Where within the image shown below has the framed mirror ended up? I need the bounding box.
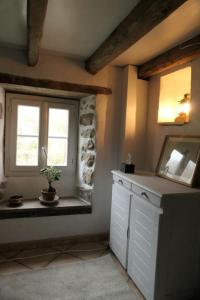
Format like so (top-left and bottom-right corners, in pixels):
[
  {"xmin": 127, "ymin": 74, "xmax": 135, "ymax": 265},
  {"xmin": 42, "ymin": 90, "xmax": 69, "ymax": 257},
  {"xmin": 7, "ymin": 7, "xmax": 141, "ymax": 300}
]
[{"xmin": 157, "ymin": 136, "xmax": 200, "ymax": 187}]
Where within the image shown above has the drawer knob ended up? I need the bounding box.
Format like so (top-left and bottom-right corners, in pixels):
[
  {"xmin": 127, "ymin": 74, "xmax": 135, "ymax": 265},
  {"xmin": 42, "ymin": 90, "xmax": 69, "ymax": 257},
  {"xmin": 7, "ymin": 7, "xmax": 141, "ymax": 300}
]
[
  {"xmin": 118, "ymin": 179, "xmax": 123, "ymax": 185},
  {"xmin": 141, "ymin": 191, "xmax": 149, "ymax": 200}
]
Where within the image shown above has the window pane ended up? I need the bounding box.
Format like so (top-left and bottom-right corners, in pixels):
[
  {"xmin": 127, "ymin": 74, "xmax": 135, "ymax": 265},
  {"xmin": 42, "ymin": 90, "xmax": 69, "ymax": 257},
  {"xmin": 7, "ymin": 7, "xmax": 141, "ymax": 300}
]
[
  {"xmin": 47, "ymin": 138, "xmax": 68, "ymax": 166},
  {"xmin": 48, "ymin": 108, "xmax": 69, "ymax": 137},
  {"xmin": 17, "ymin": 105, "xmax": 40, "ymax": 136},
  {"xmin": 16, "ymin": 137, "xmax": 39, "ymax": 166},
  {"xmin": 47, "ymin": 108, "xmax": 69, "ymax": 166}
]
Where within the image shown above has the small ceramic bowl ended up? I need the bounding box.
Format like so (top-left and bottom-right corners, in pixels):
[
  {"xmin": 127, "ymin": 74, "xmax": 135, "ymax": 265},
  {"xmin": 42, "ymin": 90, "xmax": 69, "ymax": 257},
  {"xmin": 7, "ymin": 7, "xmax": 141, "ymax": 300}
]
[{"xmin": 8, "ymin": 195, "xmax": 23, "ymax": 207}]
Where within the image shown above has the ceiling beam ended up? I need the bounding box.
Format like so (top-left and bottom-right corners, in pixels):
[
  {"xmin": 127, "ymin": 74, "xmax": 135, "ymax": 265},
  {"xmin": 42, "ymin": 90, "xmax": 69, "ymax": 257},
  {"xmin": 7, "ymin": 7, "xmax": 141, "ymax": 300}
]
[
  {"xmin": 138, "ymin": 34, "xmax": 200, "ymax": 79},
  {"xmin": 0, "ymin": 73, "xmax": 112, "ymax": 95},
  {"xmin": 27, "ymin": 0, "xmax": 48, "ymax": 66},
  {"xmin": 85, "ymin": 0, "xmax": 187, "ymax": 74}
]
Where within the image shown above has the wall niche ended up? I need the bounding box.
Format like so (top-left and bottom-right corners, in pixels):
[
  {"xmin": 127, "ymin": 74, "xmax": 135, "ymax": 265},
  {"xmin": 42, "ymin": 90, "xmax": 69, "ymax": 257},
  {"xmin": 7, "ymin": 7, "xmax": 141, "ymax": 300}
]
[{"xmin": 158, "ymin": 66, "xmax": 191, "ymax": 125}]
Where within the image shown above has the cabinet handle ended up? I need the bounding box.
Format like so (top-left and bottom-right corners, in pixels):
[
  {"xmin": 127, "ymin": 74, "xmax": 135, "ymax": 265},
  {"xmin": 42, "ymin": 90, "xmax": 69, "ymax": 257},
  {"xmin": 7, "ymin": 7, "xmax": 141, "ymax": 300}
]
[
  {"xmin": 141, "ymin": 191, "xmax": 149, "ymax": 200},
  {"xmin": 118, "ymin": 179, "xmax": 123, "ymax": 185}
]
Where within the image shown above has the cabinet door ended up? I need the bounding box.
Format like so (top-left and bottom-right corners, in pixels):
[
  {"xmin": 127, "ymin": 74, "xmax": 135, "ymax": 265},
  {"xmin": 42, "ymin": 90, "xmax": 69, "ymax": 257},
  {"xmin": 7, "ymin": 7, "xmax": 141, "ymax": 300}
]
[
  {"xmin": 110, "ymin": 182, "xmax": 132, "ymax": 268},
  {"xmin": 128, "ymin": 193, "xmax": 161, "ymax": 300}
]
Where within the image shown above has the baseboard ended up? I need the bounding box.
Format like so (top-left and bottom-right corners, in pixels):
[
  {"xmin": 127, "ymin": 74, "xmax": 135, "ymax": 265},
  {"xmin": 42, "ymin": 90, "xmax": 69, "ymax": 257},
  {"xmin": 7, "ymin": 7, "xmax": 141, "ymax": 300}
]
[{"xmin": 0, "ymin": 232, "xmax": 109, "ymax": 251}]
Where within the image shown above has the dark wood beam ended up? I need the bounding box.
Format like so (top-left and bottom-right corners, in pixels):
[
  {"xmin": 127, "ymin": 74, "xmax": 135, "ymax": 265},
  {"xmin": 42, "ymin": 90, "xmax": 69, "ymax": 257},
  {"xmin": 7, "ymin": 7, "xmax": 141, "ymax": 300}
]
[
  {"xmin": 27, "ymin": 0, "xmax": 48, "ymax": 66},
  {"xmin": 0, "ymin": 73, "xmax": 112, "ymax": 95},
  {"xmin": 85, "ymin": 0, "xmax": 187, "ymax": 74},
  {"xmin": 138, "ymin": 34, "xmax": 200, "ymax": 79}
]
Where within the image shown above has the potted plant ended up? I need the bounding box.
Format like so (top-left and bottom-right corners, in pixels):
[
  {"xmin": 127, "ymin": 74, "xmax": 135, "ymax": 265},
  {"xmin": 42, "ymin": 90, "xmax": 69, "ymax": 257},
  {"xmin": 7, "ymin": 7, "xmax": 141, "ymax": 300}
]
[{"xmin": 40, "ymin": 166, "xmax": 62, "ymax": 201}]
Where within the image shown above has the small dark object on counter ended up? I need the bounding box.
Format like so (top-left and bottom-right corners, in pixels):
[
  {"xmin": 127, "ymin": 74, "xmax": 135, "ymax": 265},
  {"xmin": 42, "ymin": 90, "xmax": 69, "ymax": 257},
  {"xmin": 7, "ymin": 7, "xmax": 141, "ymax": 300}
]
[
  {"xmin": 39, "ymin": 195, "xmax": 59, "ymax": 207},
  {"xmin": 8, "ymin": 195, "xmax": 23, "ymax": 207},
  {"xmin": 120, "ymin": 163, "xmax": 135, "ymax": 174}
]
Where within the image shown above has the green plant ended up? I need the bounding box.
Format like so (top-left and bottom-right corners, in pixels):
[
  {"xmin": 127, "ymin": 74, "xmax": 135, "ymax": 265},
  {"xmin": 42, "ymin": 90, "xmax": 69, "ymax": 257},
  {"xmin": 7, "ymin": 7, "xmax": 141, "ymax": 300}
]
[{"xmin": 40, "ymin": 166, "xmax": 62, "ymax": 192}]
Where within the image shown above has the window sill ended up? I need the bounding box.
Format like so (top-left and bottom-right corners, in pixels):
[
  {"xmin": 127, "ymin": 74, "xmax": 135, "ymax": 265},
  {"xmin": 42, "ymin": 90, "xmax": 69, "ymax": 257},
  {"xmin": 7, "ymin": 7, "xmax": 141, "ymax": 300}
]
[{"xmin": 0, "ymin": 197, "xmax": 92, "ymax": 219}]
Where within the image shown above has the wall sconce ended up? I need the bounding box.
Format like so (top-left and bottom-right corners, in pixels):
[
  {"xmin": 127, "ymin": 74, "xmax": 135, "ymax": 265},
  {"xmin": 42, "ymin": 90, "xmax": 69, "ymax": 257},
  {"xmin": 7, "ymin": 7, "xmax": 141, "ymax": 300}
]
[{"xmin": 174, "ymin": 93, "xmax": 190, "ymax": 124}]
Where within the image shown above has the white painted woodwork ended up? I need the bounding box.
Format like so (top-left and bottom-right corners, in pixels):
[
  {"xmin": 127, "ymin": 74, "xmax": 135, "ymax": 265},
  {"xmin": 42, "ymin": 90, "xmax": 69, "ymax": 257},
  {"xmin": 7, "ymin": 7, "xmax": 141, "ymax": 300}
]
[
  {"xmin": 110, "ymin": 182, "xmax": 131, "ymax": 268},
  {"xmin": 110, "ymin": 170, "xmax": 200, "ymax": 300},
  {"xmin": 113, "ymin": 173, "xmax": 132, "ymax": 190},
  {"xmin": 128, "ymin": 193, "xmax": 161, "ymax": 300}
]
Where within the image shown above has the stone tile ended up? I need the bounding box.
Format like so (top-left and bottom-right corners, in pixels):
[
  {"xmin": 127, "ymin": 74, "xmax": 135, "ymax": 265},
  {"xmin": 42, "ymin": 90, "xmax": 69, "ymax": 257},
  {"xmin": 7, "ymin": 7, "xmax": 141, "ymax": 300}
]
[
  {"xmin": 67, "ymin": 241, "xmax": 107, "ymax": 260},
  {"xmin": 110, "ymin": 253, "xmax": 129, "ymax": 280},
  {"xmin": 0, "ymin": 255, "xmax": 6, "ymax": 263},
  {"xmin": 0, "ymin": 261, "xmax": 29, "ymax": 275},
  {"xmin": 15, "ymin": 247, "xmax": 58, "ymax": 259},
  {"xmin": 0, "ymin": 249, "xmax": 22, "ymax": 259},
  {"xmin": 127, "ymin": 279, "xmax": 145, "ymax": 300},
  {"xmin": 14, "ymin": 248, "xmax": 59, "ymax": 270},
  {"xmin": 51, "ymin": 241, "xmax": 76, "ymax": 252},
  {"xmin": 70, "ymin": 250, "xmax": 106, "ymax": 260},
  {"xmin": 16, "ymin": 254, "xmax": 59, "ymax": 270},
  {"xmin": 47, "ymin": 253, "xmax": 81, "ymax": 268},
  {"xmin": 100, "ymin": 240, "xmax": 109, "ymax": 247},
  {"xmin": 68, "ymin": 241, "xmax": 106, "ymax": 252},
  {"xmin": 110, "ymin": 253, "xmax": 144, "ymax": 300}
]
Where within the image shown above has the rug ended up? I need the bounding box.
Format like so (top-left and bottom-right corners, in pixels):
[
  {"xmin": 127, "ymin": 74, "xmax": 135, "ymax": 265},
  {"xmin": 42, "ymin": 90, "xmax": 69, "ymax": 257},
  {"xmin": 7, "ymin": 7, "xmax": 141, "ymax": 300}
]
[{"xmin": 0, "ymin": 254, "xmax": 140, "ymax": 300}]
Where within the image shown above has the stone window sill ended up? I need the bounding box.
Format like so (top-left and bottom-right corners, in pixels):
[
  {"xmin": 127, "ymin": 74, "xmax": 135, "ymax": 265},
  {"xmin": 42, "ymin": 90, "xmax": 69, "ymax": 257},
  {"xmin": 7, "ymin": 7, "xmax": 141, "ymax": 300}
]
[{"xmin": 0, "ymin": 197, "xmax": 92, "ymax": 219}]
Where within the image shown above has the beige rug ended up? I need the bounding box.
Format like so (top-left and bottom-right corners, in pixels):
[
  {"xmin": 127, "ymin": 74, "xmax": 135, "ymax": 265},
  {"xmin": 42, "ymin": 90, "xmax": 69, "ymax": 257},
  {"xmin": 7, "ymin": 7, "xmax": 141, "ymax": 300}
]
[{"xmin": 0, "ymin": 254, "xmax": 139, "ymax": 300}]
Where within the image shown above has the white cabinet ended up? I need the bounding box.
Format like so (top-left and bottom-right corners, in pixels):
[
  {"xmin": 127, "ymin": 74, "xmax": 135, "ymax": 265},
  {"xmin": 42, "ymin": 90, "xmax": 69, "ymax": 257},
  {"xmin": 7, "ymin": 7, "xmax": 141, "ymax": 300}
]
[
  {"xmin": 110, "ymin": 182, "xmax": 132, "ymax": 268},
  {"xmin": 110, "ymin": 171, "xmax": 200, "ymax": 300},
  {"xmin": 128, "ymin": 193, "xmax": 161, "ymax": 300}
]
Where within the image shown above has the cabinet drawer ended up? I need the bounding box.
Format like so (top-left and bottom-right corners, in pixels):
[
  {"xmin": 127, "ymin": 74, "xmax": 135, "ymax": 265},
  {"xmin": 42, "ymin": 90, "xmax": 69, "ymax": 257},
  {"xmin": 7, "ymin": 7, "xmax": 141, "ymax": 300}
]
[
  {"xmin": 131, "ymin": 183, "xmax": 161, "ymax": 208},
  {"xmin": 113, "ymin": 174, "xmax": 131, "ymax": 190}
]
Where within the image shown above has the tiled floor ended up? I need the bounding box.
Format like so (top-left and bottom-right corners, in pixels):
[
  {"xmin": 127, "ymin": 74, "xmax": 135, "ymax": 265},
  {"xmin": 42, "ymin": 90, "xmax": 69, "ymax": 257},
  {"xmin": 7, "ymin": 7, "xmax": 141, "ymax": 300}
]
[{"xmin": 0, "ymin": 240, "xmax": 144, "ymax": 299}]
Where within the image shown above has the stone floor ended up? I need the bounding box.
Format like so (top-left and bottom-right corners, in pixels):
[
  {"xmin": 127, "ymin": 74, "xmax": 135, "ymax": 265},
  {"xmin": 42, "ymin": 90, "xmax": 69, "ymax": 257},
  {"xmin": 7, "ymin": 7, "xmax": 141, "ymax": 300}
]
[{"xmin": 0, "ymin": 240, "xmax": 144, "ymax": 299}]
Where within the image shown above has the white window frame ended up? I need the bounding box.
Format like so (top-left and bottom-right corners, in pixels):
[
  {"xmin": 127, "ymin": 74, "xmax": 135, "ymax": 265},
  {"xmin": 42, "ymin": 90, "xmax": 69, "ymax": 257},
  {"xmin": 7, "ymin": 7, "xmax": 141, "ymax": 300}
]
[{"xmin": 5, "ymin": 93, "xmax": 79, "ymax": 177}]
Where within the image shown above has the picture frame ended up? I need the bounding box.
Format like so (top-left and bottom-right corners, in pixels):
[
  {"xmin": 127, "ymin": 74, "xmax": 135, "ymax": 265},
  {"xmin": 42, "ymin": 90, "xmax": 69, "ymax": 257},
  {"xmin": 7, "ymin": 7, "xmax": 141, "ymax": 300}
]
[{"xmin": 156, "ymin": 135, "xmax": 200, "ymax": 187}]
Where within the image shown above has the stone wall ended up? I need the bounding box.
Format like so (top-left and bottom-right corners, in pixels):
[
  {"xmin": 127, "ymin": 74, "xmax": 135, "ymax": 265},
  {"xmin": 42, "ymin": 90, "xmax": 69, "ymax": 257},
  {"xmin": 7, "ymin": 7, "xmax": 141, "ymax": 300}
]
[{"xmin": 78, "ymin": 95, "xmax": 96, "ymax": 193}]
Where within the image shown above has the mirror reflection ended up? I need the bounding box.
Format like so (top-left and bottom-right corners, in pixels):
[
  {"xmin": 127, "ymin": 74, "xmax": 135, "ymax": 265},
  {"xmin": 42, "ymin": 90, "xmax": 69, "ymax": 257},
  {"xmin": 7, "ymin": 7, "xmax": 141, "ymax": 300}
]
[{"xmin": 157, "ymin": 136, "xmax": 200, "ymax": 186}]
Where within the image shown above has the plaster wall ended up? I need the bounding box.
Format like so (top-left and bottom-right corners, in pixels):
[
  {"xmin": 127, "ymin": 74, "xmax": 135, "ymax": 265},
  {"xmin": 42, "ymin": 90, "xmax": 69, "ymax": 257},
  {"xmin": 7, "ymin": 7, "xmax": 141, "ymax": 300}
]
[
  {"xmin": 0, "ymin": 49, "xmax": 123, "ymax": 243},
  {"xmin": 145, "ymin": 58, "xmax": 200, "ymax": 172},
  {"xmin": 120, "ymin": 65, "xmax": 149, "ymax": 170}
]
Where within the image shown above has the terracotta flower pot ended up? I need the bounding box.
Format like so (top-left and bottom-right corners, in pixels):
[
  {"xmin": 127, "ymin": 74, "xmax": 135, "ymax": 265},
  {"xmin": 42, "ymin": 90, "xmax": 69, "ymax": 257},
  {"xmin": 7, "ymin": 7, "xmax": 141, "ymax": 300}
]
[
  {"xmin": 41, "ymin": 189, "xmax": 56, "ymax": 201},
  {"xmin": 8, "ymin": 195, "xmax": 23, "ymax": 207}
]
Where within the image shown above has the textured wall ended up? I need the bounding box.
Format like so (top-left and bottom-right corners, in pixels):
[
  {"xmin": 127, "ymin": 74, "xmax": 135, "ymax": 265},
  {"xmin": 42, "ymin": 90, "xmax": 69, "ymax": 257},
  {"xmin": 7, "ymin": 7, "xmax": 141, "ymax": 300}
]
[{"xmin": 78, "ymin": 95, "xmax": 96, "ymax": 189}]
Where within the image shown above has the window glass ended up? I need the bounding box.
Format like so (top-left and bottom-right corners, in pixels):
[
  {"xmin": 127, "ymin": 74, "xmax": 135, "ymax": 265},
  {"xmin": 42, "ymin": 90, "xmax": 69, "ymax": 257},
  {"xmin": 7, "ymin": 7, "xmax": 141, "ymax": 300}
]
[
  {"xmin": 47, "ymin": 108, "xmax": 69, "ymax": 166},
  {"xmin": 16, "ymin": 105, "xmax": 40, "ymax": 166}
]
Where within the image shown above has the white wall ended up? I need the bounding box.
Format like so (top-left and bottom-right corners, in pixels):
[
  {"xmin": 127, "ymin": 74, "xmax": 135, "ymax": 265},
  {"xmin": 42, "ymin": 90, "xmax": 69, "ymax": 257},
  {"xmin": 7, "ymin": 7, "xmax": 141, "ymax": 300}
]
[
  {"xmin": 145, "ymin": 58, "xmax": 200, "ymax": 171},
  {"xmin": 0, "ymin": 49, "xmax": 123, "ymax": 243},
  {"xmin": 119, "ymin": 65, "xmax": 149, "ymax": 169}
]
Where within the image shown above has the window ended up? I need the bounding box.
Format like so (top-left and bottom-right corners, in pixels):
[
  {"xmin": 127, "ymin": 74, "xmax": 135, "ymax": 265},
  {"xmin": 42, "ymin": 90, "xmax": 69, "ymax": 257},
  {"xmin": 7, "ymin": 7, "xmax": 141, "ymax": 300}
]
[
  {"xmin": 5, "ymin": 93, "xmax": 78, "ymax": 176},
  {"xmin": 47, "ymin": 108, "xmax": 69, "ymax": 166}
]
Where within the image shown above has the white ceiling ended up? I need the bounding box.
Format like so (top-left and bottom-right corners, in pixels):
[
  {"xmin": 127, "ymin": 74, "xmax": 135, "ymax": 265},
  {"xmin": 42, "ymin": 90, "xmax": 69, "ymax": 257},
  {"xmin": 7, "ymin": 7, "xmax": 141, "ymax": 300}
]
[
  {"xmin": 41, "ymin": 0, "xmax": 139, "ymax": 59},
  {"xmin": 113, "ymin": 0, "xmax": 200, "ymax": 66},
  {"xmin": 0, "ymin": 0, "xmax": 26, "ymax": 47},
  {"xmin": 0, "ymin": 0, "xmax": 200, "ymax": 66}
]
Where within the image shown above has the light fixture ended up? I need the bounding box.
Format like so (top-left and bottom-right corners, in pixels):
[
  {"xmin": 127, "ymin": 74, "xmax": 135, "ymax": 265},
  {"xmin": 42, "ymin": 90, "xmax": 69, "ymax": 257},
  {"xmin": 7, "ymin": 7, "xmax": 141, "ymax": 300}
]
[{"xmin": 174, "ymin": 93, "xmax": 190, "ymax": 124}]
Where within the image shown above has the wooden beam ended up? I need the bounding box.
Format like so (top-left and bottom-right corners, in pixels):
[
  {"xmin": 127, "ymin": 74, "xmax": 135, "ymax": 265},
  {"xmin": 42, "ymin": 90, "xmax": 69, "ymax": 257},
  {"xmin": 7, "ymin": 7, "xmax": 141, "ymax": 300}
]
[
  {"xmin": 85, "ymin": 0, "xmax": 187, "ymax": 74},
  {"xmin": 27, "ymin": 0, "xmax": 48, "ymax": 66},
  {"xmin": 0, "ymin": 73, "xmax": 112, "ymax": 95},
  {"xmin": 138, "ymin": 34, "xmax": 200, "ymax": 79}
]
